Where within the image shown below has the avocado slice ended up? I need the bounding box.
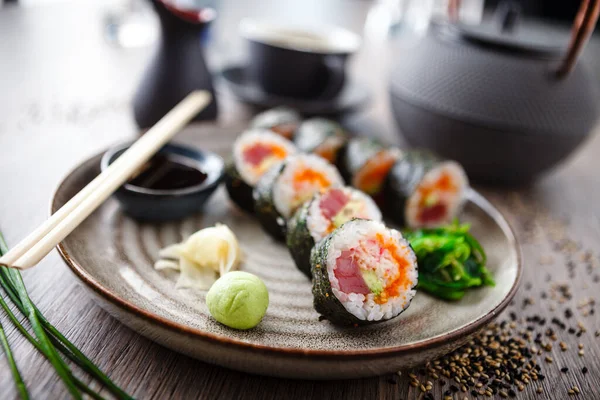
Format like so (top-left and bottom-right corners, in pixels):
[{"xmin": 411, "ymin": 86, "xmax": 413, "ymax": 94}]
[
  {"xmin": 361, "ymin": 270, "xmax": 383, "ymax": 295},
  {"xmin": 332, "ymin": 200, "xmax": 363, "ymax": 228}
]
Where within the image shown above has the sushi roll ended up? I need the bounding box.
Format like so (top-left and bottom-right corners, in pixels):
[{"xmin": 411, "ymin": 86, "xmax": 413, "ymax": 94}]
[
  {"xmin": 250, "ymin": 107, "xmax": 301, "ymax": 140},
  {"xmin": 294, "ymin": 118, "xmax": 347, "ymax": 163},
  {"xmin": 336, "ymin": 137, "xmax": 402, "ymax": 199},
  {"xmin": 336, "ymin": 137, "xmax": 383, "ymax": 183},
  {"xmin": 253, "ymin": 154, "xmax": 344, "ymax": 240},
  {"xmin": 311, "ymin": 219, "xmax": 418, "ymax": 326},
  {"xmin": 226, "ymin": 130, "xmax": 296, "ymax": 213},
  {"xmin": 286, "ymin": 187, "xmax": 382, "ymax": 278},
  {"xmin": 383, "ymin": 151, "xmax": 469, "ymax": 228}
]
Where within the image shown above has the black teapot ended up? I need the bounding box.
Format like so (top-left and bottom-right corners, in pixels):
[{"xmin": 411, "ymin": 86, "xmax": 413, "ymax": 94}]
[{"xmin": 389, "ymin": 0, "xmax": 600, "ymax": 183}]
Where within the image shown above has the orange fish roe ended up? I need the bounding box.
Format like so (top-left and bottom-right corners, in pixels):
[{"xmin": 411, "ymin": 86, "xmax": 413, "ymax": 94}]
[
  {"xmin": 292, "ymin": 168, "xmax": 331, "ymax": 190},
  {"xmin": 369, "ymin": 233, "xmax": 413, "ymax": 304},
  {"xmin": 353, "ymin": 150, "xmax": 399, "ymax": 194}
]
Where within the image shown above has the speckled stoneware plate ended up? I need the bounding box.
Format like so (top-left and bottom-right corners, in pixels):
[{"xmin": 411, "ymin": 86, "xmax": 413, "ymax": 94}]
[{"xmin": 53, "ymin": 144, "xmax": 521, "ymax": 380}]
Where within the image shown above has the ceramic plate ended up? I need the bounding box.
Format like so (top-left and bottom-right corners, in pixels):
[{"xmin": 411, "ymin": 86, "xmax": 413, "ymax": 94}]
[{"xmin": 53, "ymin": 137, "xmax": 521, "ymax": 380}]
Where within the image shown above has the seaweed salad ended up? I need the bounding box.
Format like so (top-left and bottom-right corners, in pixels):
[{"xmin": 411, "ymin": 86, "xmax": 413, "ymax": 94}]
[{"xmin": 404, "ymin": 221, "xmax": 495, "ymax": 300}]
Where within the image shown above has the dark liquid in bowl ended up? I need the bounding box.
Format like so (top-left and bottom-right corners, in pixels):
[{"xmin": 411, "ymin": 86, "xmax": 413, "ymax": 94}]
[{"xmin": 128, "ymin": 154, "xmax": 207, "ymax": 190}]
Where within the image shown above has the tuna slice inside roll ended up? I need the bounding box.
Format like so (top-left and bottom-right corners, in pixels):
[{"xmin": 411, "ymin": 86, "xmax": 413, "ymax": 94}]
[
  {"xmin": 406, "ymin": 161, "xmax": 468, "ymax": 228},
  {"xmin": 326, "ymin": 220, "xmax": 417, "ymax": 322},
  {"xmin": 272, "ymin": 154, "xmax": 344, "ymax": 219},
  {"xmin": 233, "ymin": 130, "xmax": 296, "ymax": 186},
  {"xmin": 306, "ymin": 187, "xmax": 382, "ymax": 243}
]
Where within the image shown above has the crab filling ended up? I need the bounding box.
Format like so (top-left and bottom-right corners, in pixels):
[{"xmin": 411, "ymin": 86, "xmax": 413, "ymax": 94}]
[{"xmin": 334, "ymin": 233, "xmax": 413, "ymax": 305}]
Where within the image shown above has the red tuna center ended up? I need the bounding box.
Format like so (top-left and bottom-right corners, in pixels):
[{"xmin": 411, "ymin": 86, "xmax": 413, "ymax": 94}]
[
  {"xmin": 319, "ymin": 189, "xmax": 350, "ymax": 219},
  {"xmin": 243, "ymin": 143, "xmax": 287, "ymax": 167}
]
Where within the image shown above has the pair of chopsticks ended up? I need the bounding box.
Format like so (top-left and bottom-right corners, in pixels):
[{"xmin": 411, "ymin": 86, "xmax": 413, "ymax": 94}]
[{"xmin": 0, "ymin": 91, "xmax": 211, "ymax": 270}]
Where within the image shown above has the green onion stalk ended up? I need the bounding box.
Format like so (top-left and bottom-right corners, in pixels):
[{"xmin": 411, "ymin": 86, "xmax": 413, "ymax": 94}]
[{"xmin": 0, "ymin": 231, "xmax": 133, "ymax": 399}]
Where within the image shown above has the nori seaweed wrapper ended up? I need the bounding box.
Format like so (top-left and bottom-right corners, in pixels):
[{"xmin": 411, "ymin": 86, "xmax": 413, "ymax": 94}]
[
  {"xmin": 224, "ymin": 162, "xmax": 255, "ymax": 213},
  {"xmin": 253, "ymin": 162, "xmax": 287, "ymax": 240},
  {"xmin": 311, "ymin": 231, "xmax": 368, "ymax": 326},
  {"xmin": 382, "ymin": 150, "xmax": 440, "ymax": 226},
  {"xmin": 251, "ymin": 107, "xmax": 301, "ymax": 140},
  {"xmin": 294, "ymin": 118, "xmax": 347, "ymax": 163},
  {"xmin": 336, "ymin": 137, "xmax": 384, "ymax": 183},
  {"xmin": 286, "ymin": 200, "xmax": 315, "ymax": 278}
]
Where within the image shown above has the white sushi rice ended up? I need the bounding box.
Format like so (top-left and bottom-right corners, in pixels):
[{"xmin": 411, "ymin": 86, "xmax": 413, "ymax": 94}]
[
  {"xmin": 233, "ymin": 129, "xmax": 296, "ymax": 186},
  {"xmin": 405, "ymin": 161, "xmax": 469, "ymax": 228},
  {"xmin": 272, "ymin": 154, "xmax": 344, "ymax": 219},
  {"xmin": 325, "ymin": 220, "xmax": 418, "ymax": 322},
  {"xmin": 306, "ymin": 187, "xmax": 382, "ymax": 243}
]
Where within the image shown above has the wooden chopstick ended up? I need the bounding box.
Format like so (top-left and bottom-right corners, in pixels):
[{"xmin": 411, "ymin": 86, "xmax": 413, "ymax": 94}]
[{"xmin": 0, "ymin": 91, "xmax": 211, "ymax": 270}]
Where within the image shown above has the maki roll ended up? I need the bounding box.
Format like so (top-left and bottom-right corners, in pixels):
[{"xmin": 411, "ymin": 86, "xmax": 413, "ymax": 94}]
[
  {"xmin": 294, "ymin": 118, "xmax": 347, "ymax": 163},
  {"xmin": 311, "ymin": 219, "xmax": 418, "ymax": 326},
  {"xmin": 250, "ymin": 107, "xmax": 301, "ymax": 140},
  {"xmin": 383, "ymin": 151, "xmax": 469, "ymax": 228},
  {"xmin": 336, "ymin": 137, "xmax": 383, "ymax": 183},
  {"xmin": 226, "ymin": 130, "xmax": 296, "ymax": 213},
  {"xmin": 286, "ymin": 187, "xmax": 382, "ymax": 278},
  {"xmin": 336, "ymin": 138, "xmax": 402, "ymax": 197},
  {"xmin": 253, "ymin": 154, "xmax": 344, "ymax": 240}
]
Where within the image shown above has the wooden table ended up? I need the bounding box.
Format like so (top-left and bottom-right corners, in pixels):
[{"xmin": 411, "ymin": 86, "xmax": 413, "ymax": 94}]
[{"xmin": 1, "ymin": 1, "xmax": 600, "ymax": 399}]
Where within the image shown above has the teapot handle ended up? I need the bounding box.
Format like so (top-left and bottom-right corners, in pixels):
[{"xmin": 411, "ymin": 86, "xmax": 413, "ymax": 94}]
[{"xmin": 447, "ymin": 0, "xmax": 600, "ymax": 79}]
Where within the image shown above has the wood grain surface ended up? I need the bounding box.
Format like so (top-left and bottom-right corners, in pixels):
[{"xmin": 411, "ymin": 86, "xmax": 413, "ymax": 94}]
[{"xmin": 1, "ymin": 1, "xmax": 600, "ymax": 399}]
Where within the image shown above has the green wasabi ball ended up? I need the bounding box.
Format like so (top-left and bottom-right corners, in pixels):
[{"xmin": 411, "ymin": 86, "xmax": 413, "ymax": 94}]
[{"xmin": 206, "ymin": 271, "xmax": 269, "ymax": 330}]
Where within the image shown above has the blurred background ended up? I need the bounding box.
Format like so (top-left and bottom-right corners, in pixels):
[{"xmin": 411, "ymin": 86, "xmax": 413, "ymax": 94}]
[{"xmin": 1, "ymin": 0, "xmax": 599, "ymax": 184}]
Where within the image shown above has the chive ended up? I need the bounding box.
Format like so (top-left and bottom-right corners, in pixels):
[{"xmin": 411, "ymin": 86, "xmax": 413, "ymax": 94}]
[
  {"xmin": 0, "ymin": 292, "xmax": 102, "ymax": 400},
  {"xmin": 0, "ymin": 231, "xmax": 135, "ymax": 399},
  {"xmin": 0, "ymin": 267, "xmax": 131, "ymax": 399},
  {"xmin": 0, "ymin": 237, "xmax": 80, "ymax": 398},
  {"xmin": 0, "ymin": 318, "xmax": 29, "ymax": 399}
]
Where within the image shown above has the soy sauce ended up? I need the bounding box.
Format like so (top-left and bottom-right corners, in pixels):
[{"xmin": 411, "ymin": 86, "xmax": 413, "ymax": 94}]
[{"xmin": 128, "ymin": 154, "xmax": 207, "ymax": 190}]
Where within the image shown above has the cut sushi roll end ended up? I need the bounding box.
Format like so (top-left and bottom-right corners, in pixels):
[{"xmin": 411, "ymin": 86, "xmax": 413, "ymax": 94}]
[
  {"xmin": 352, "ymin": 148, "xmax": 402, "ymax": 196},
  {"xmin": 287, "ymin": 187, "xmax": 382, "ymax": 278},
  {"xmin": 405, "ymin": 161, "xmax": 468, "ymax": 228},
  {"xmin": 254, "ymin": 154, "xmax": 344, "ymax": 240},
  {"xmin": 226, "ymin": 130, "xmax": 296, "ymax": 212},
  {"xmin": 271, "ymin": 154, "xmax": 343, "ymax": 219},
  {"xmin": 294, "ymin": 118, "xmax": 347, "ymax": 163},
  {"xmin": 250, "ymin": 107, "xmax": 301, "ymax": 140},
  {"xmin": 312, "ymin": 219, "xmax": 418, "ymax": 326}
]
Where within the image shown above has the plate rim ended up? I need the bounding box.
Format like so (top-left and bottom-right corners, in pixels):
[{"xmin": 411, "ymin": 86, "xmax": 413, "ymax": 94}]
[{"xmin": 53, "ymin": 151, "xmax": 522, "ymax": 360}]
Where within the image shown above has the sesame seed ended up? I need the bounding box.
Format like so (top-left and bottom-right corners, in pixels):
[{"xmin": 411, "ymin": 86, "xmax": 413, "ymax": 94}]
[
  {"xmin": 578, "ymin": 349, "xmax": 584, "ymax": 356},
  {"xmin": 537, "ymin": 387, "xmax": 543, "ymax": 394},
  {"xmin": 420, "ymin": 384, "xmax": 427, "ymax": 392}
]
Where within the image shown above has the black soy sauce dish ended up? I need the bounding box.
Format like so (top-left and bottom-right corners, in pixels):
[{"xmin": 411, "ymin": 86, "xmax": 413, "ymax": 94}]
[{"xmin": 101, "ymin": 143, "xmax": 224, "ymax": 221}]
